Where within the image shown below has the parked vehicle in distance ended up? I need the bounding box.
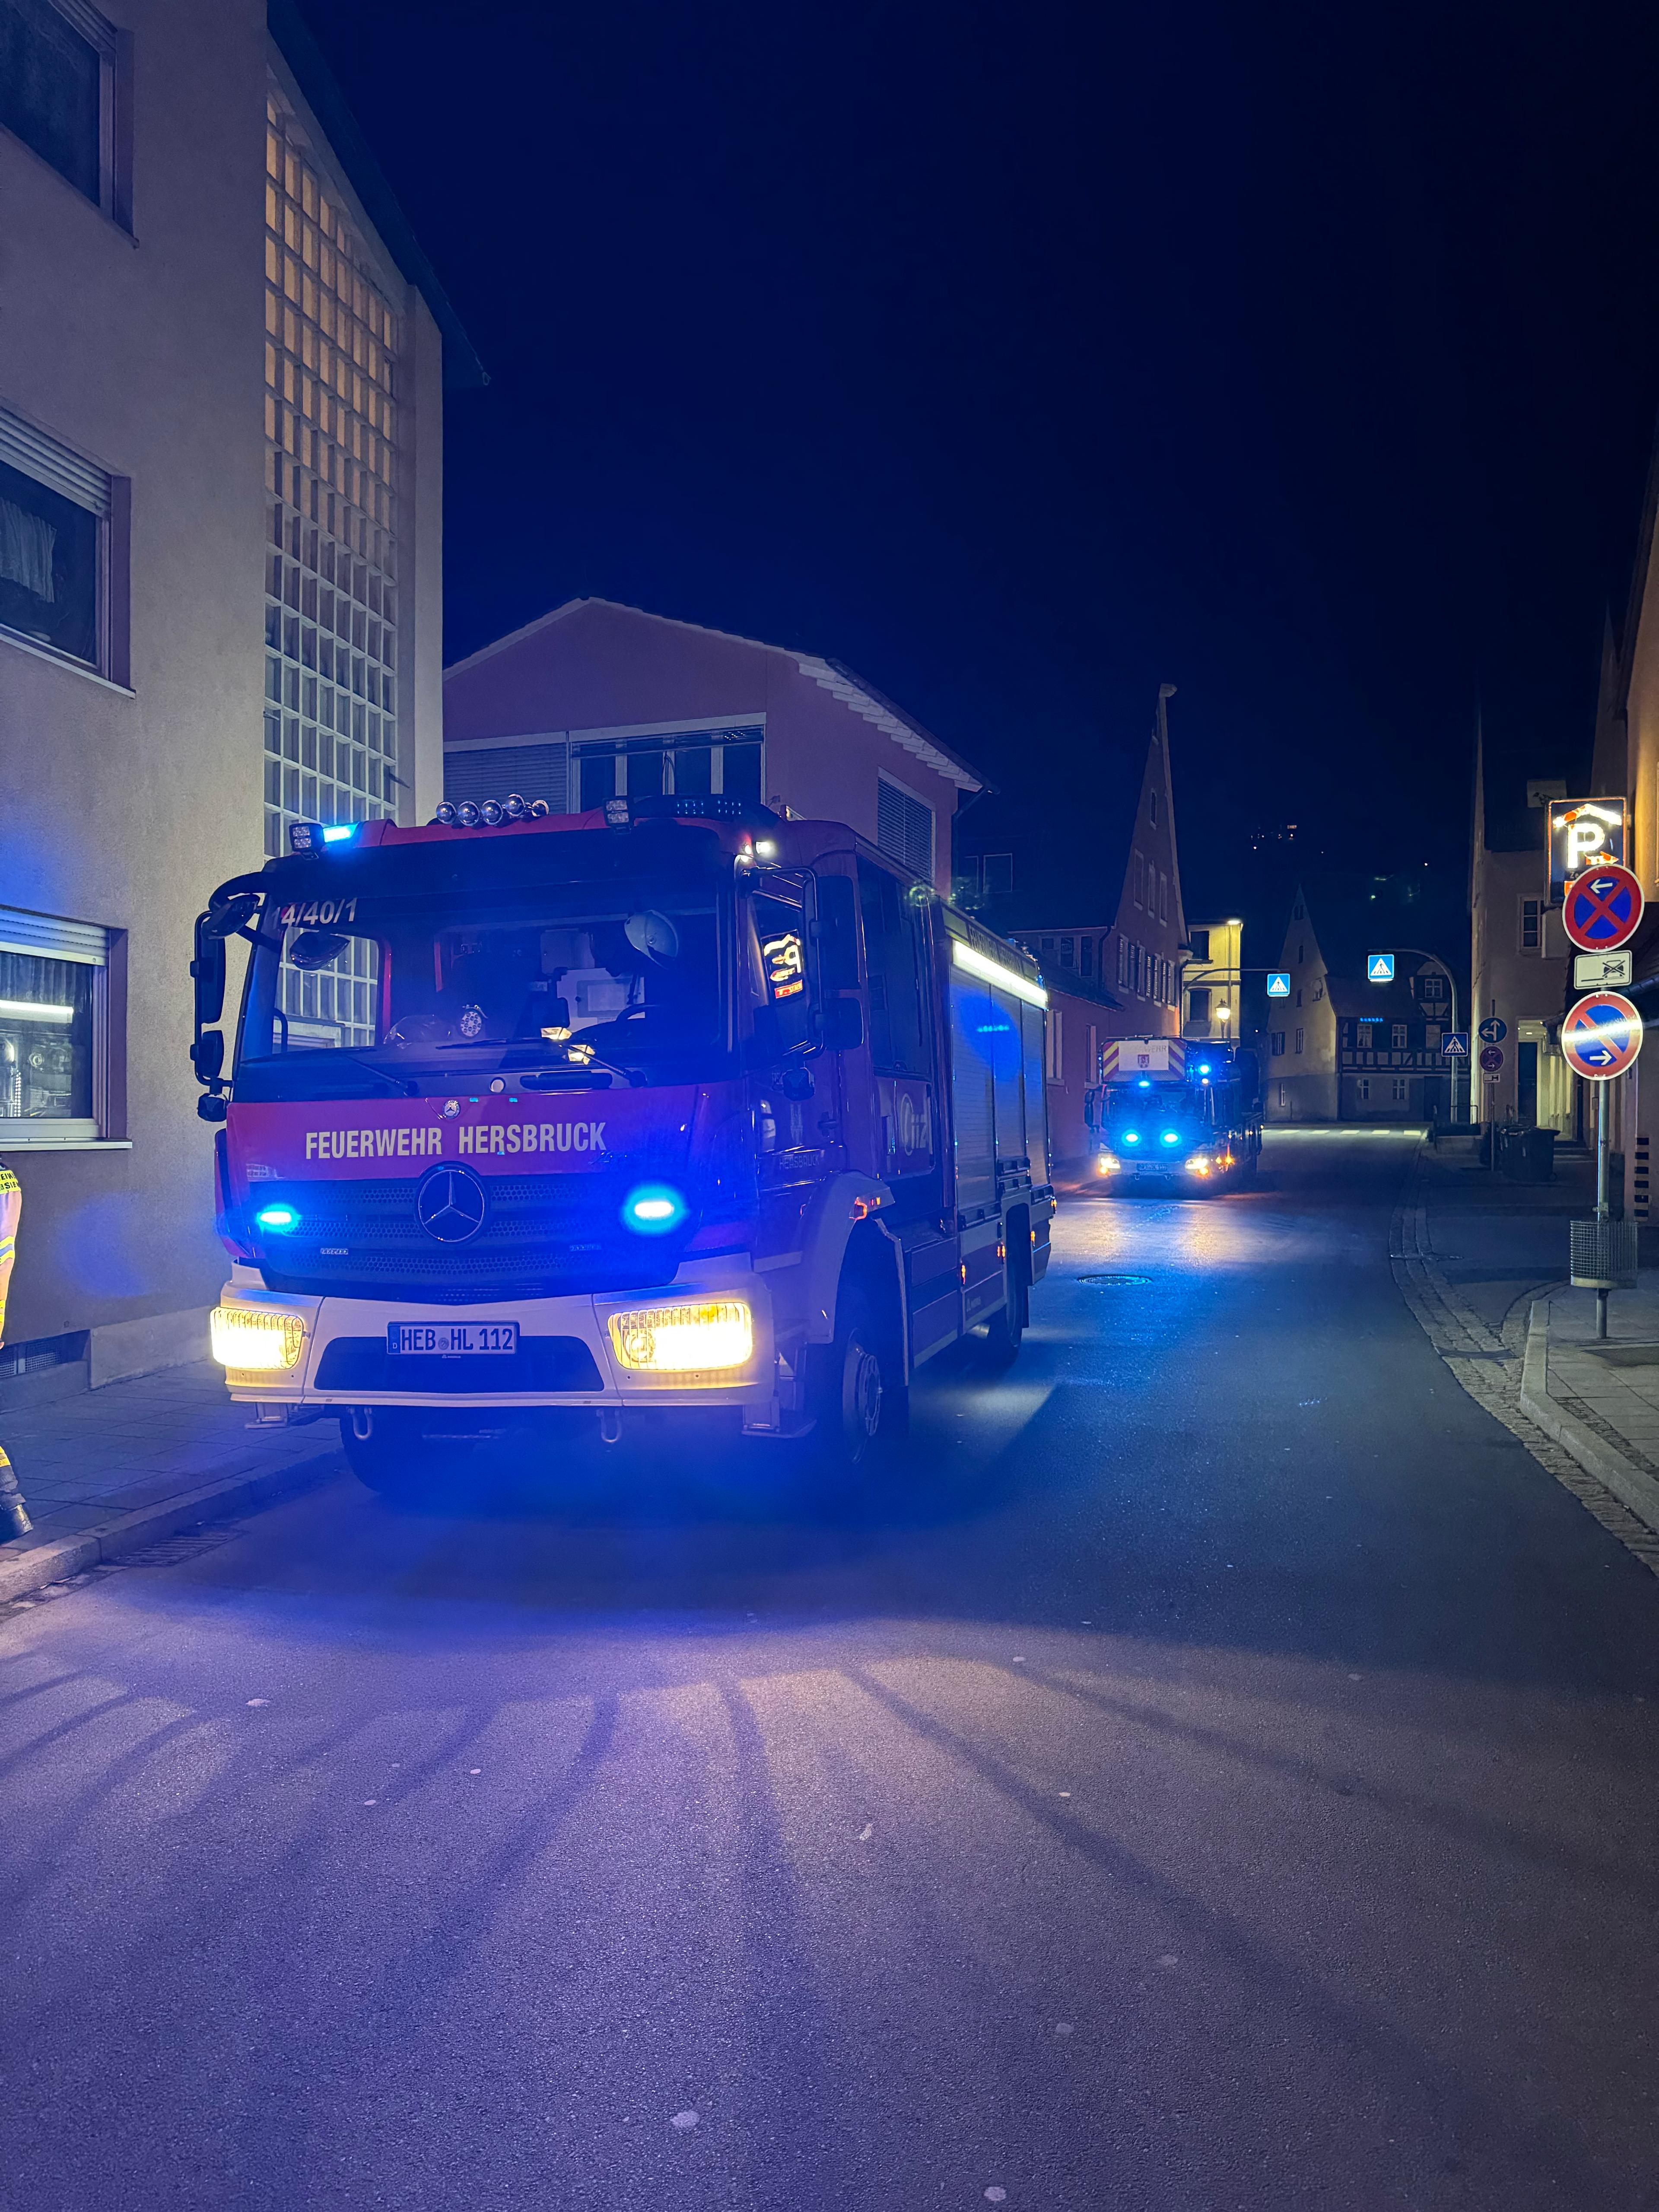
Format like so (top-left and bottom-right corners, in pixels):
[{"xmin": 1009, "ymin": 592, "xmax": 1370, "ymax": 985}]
[
  {"xmin": 1084, "ymin": 1036, "xmax": 1262, "ymax": 1192},
  {"xmin": 190, "ymin": 792, "xmax": 1054, "ymax": 1492}
]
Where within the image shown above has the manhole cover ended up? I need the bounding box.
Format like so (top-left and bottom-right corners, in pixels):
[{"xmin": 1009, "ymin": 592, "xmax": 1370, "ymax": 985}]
[{"xmin": 1079, "ymin": 1273, "xmax": 1153, "ymax": 1286}]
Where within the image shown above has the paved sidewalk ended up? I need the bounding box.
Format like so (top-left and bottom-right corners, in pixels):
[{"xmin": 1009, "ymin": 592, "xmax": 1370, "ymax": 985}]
[
  {"xmin": 0, "ymin": 1360, "xmax": 344, "ymax": 1601},
  {"xmin": 1402, "ymin": 1132, "xmax": 1659, "ymax": 1555}
]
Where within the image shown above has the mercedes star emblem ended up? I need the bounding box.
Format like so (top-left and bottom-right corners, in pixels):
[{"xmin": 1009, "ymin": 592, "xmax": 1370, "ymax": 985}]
[{"xmin": 415, "ymin": 1163, "xmax": 487, "ymax": 1243}]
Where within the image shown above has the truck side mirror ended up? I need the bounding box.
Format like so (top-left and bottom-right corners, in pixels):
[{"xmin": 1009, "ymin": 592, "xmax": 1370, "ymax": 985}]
[
  {"xmin": 813, "ymin": 874, "xmax": 861, "ymax": 993},
  {"xmin": 192, "ymin": 919, "xmax": 227, "ymax": 1027},
  {"xmin": 821, "ymin": 995, "xmax": 864, "ymax": 1052},
  {"xmin": 192, "ymin": 1030, "xmax": 225, "ymax": 1083}
]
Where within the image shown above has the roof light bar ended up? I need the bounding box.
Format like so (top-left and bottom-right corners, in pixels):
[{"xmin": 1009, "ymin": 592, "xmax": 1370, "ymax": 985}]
[{"xmin": 950, "ymin": 936, "xmax": 1049, "ymax": 1009}]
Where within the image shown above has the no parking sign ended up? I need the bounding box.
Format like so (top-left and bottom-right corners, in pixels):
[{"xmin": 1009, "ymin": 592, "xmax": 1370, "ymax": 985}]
[{"xmin": 1560, "ymin": 992, "xmax": 1643, "ymax": 1081}]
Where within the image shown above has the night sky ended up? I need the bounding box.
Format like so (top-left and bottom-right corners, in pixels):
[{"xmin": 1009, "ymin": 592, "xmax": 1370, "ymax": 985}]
[{"xmin": 305, "ymin": 0, "xmax": 1659, "ymax": 931}]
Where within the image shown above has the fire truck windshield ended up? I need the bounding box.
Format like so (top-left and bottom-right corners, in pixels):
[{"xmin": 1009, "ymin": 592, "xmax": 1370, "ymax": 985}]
[{"xmin": 235, "ymin": 874, "xmax": 727, "ymax": 1100}]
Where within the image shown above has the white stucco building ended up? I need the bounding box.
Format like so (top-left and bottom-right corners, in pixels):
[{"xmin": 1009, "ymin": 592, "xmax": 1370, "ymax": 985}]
[{"xmin": 0, "ymin": 0, "xmax": 475, "ymax": 1390}]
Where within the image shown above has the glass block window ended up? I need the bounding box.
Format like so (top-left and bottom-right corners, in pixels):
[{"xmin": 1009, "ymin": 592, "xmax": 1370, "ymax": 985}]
[
  {"xmin": 263, "ymin": 83, "xmax": 401, "ymax": 872},
  {"xmin": 264, "ymin": 84, "xmax": 402, "ymax": 1048}
]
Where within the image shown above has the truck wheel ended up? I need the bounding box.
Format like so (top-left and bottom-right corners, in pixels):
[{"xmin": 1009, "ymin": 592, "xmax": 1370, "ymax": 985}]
[
  {"xmin": 980, "ymin": 1257, "xmax": 1028, "ymax": 1364},
  {"xmin": 812, "ymin": 1290, "xmax": 898, "ymax": 1470}
]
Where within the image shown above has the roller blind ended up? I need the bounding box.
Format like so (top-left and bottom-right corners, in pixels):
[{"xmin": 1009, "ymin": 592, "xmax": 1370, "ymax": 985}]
[
  {"xmin": 0, "ymin": 904, "xmax": 107, "ymax": 964},
  {"xmin": 0, "ymin": 407, "xmax": 111, "ymax": 517}
]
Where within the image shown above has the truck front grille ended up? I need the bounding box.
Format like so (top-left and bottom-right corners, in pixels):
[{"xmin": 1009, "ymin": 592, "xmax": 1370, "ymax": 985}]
[{"xmin": 253, "ymin": 1172, "xmax": 692, "ymax": 1303}]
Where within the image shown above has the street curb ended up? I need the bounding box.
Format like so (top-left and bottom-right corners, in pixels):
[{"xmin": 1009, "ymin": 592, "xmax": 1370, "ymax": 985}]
[
  {"xmin": 1517, "ymin": 1301, "xmax": 1659, "ymax": 1540},
  {"xmin": 0, "ymin": 1444, "xmax": 344, "ymax": 1604}
]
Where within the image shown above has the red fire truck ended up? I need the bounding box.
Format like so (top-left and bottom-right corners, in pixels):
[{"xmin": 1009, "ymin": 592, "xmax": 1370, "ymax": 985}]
[{"xmin": 191, "ymin": 793, "xmax": 1054, "ymax": 1491}]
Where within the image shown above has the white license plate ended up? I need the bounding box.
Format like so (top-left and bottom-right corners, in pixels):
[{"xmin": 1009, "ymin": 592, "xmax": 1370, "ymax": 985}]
[{"xmin": 388, "ymin": 1322, "xmax": 520, "ymax": 1355}]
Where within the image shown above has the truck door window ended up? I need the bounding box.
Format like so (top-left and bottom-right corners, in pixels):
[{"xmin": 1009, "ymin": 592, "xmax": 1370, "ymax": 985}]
[
  {"xmin": 856, "ymin": 859, "xmax": 929, "ymax": 1075},
  {"xmin": 744, "ymin": 880, "xmax": 815, "ymax": 1058}
]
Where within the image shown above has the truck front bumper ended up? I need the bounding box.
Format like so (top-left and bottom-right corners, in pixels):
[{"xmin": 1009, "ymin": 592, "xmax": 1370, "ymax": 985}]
[{"xmin": 213, "ymin": 1256, "xmax": 781, "ymax": 1415}]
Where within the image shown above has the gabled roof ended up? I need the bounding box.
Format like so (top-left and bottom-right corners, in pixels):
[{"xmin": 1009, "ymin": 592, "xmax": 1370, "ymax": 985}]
[
  {"xmin": 269, "ymin": 0, "xmax": 486, "ymax": 390},
  {"xmin": 443, "ymin": 597, "xmax": 986, "ymax": 791}
]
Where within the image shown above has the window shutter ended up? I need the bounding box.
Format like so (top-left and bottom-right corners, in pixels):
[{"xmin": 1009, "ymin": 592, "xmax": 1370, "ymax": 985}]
[
  {"xmin": 445, "ymin": 741, "xmax": 568, "ymax": 811},
  {"xmin": 0, "ymin": 906, "xmax": 107, "ymax": 964},
  {"xmin": 877, "ymin": 778, "xmax": 934, "ymax": 880},
  {"xmin": 0, "ymin": 408, "xmax": 111, "ymax": 516}
]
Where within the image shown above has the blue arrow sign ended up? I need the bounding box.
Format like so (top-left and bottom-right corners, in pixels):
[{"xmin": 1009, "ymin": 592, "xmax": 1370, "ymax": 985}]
[
  {"xmin": 1266, "ymin": 972, "xmax": 1290, "ymax": 998},
  {"xmin": 1442, "ymin": 1032, "xmax": 1469, "ymax": 1057},
  {"xmin": 1477, "ymin": 1017, "xmax": 1507, "ymax": 1045},
  {"xmin": 1367, "ymin": 953, "xmax": 1395, "ymax": 983}
]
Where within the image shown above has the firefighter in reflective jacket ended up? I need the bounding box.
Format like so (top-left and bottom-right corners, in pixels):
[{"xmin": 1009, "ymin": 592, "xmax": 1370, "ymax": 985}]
[{"xmin": 0, "ymin": 1166, "xmax": 29, "ymax": 1538}]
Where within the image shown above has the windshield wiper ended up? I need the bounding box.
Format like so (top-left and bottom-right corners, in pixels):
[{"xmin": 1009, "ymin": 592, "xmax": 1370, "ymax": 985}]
[
  {"xmin": 286, "ymin": 1051, "xmax": 416, "ymax": 1098},
  {"xmin": 515, "ymin": 1052, "xmax": 634, "ymax": 1089}
]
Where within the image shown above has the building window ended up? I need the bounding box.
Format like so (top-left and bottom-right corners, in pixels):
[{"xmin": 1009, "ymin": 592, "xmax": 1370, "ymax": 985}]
[
  {"xmin": 264, "ymin": 84, "xmax": 404, "ymax": 878},
  {"xmin": 1190, "ymin": 987, "xmax": 1211, "ymax": 1030},
  {"xmin": 1269, "ymin": 1030, "xmax": 1286, "ymax": 1057},
  {"xmin": 0, "ymin": 0, "xmax": 129, "ymax": 224},
  {"xmin": 1150, "ymin": 790, "xmax": 1159, "ymax": 826},
  {"xmin": 570, "ymin": 726, "xmax": 762, "ymax": 814},
  {"xmin": 1392, "ymin": 1023, "xmax": 1408, "ymax": 1050},
  {"xmin": 1059, "ymin": 935, "xmax": 1075, "ymax": 967},
  {"xmin": 1294, "ymin": 1026, "xmax": 1304, "ymax": 1055},
  {"xmin": 1158, "ymin": 873, "xmax": 1168, "ymax": 922},
  {"xmin": 1045, "ymin": 1004, "xmax": 1064, "ymax": 1081},
  {"xmin": 876, "ymin": 776, "xmax": 934, "ymax": 880},
  {"xmin": 1134, "ymin": 852, "xmax": 1146, "ymax": 908},
  {"xmin": 1357, "ymin": 1077, "xmax": 1370, "ymax": 1102},
  {"xmin": 1392, "ymin": 1077, "xmax": 1408, "ymax": 1102},
  {"xmin": 0, "ymin": 905, "xmax": 114, "ymax": 1143},
  {"xmin": 1080, "ymin": 935, "xmax": 1093, "ymax": 978},
  {"xmin": 983, "ymin": 852, "xmax": 1013, "ymax": 896},
  {"xmin": 1295, "ymin": 987, "xmax": 1303, "ymax": 1007},
  {"xmin": 1116, "ymin": 934, "xmax": 1128, "ymax": 988},
  {"xmin": 1519, "ymin": 898, "xmax": 1541, "ymax": 953},
  {"xmin": 446, "ymin": 737, "xmax": 568, "ymax": 812},
  {"xmin": 1189, "ymin": 927, "xmax": 1210, "ymax": 962},
  {"xmin": 0, "ymin": 410, "xmax": 121, "ymax": 679}
]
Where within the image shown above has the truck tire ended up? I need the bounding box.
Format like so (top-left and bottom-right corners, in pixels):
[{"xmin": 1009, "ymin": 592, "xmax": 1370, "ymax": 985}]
[
  {"xmin": 811, "ymin": 1288, "xmax": 900, "ymax": 1471},
  {"xmin": 980, "ymin": 1253, "xmax": 1028, "ymax": 1364}
]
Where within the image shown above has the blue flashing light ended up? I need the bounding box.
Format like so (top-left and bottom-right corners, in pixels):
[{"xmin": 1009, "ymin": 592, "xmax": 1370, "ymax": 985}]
[
  {"xmin": 1137, "ymin": 1078, "xmax": 1150, "ymax": 1088},
  {"xmin": 622, "ymin": 1182, "xmax": 688, "ymax": 1236},
  {"xmin": 321, "ymin": 823, "xmax": 357, "ymax": 844},
  {"xmin": 255, "ymin": 1204, "xmax": 298, "ymax": 1232},
  {"xmin": 1122, "ymin": 1131, "xmax": 1140, "ymax": 1145},
  {"xmin": 1198, "ymin": 1062, "xmax": 1211, "ymax": 1073},
  {"xmin": 1160, "ymin": 1130, "xmax": 1180, "ymax": 1145}
]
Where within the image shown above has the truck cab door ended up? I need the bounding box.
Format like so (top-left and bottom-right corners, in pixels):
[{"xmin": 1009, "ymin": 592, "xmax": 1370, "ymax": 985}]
[{"xmin": 855, "ymin": 858, "xmax": 939, "ymax": 1200}]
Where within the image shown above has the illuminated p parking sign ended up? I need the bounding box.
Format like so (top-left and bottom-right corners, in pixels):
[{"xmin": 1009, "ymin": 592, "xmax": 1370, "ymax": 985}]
[{"xmin": 1549, "ymin": 798, "xmax": 1626, "ymax": 892}]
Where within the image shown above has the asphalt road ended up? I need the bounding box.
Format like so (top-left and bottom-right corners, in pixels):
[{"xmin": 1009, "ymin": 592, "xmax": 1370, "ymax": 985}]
[{"xmin": 3, "ymin": 1130, "xmax": 1658, "ymax": 2212}]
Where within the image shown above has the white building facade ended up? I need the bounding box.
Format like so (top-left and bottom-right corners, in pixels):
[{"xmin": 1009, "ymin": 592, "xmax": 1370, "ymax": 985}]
[{"xmin": 0, "ymin": 0, "xmax": 470, "ymax": 1387}]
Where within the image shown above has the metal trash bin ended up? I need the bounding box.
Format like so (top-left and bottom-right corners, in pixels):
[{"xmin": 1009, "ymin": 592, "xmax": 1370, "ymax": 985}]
[
  {"xmin": 1570, "ymin": 1217, "xmax": 1639, "ymax": 1290},
  {"xmin": 1500, "ymin": 1125, "xmax": 1556, "ymax": 1182}
]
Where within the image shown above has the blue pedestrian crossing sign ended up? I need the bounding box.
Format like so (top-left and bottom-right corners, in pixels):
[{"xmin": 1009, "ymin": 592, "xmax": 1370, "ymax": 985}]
[
  {"xmin": 1266, "ymin": 972, "xmax": 1290, "ymax": 998},
  {"xmin": 1442, "ymin": 1032, "xmax": 1469, "ymax": 1058},
  {"xmin": 1367, "ymin": 953, "xmax": 1395, "ymax": 982}
]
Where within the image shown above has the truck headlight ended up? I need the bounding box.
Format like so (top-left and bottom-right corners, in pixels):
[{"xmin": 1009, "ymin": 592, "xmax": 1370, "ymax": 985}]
[
  {"xmin": 1185, "ymin": 1153, "xmax": 1213, "ymax": 1177},
  {"xmin": 211, "ymin": 1303, "xmax": 306, "ymax": 1371},
  {"xmin": 1096, "ymin": 1152, "xmax": 1121, "ymax": 1175},
  {"xmin": 608, "ymin": 1300, "xmax": 753, "ymax": 1373}
]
